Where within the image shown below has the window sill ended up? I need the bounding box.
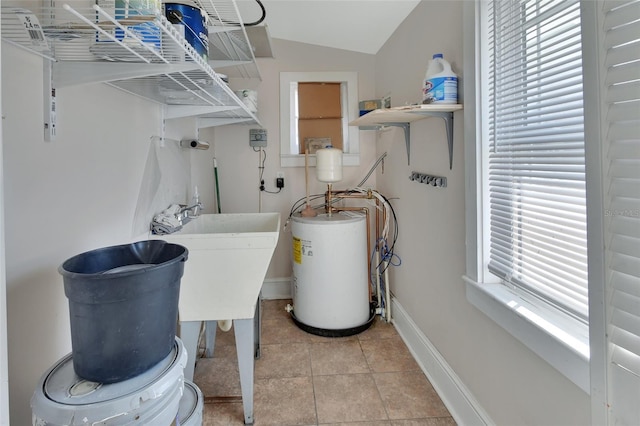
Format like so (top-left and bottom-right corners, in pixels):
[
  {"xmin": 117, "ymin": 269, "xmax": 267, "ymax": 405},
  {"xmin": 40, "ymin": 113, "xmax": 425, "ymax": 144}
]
[{"xmin": 464, "ymin": 276, "xmax": 590, "ymax": 393}]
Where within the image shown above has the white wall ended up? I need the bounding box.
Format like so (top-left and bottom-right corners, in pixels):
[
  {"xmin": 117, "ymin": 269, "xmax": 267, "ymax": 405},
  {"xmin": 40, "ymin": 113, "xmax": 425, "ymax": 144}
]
[
  {"xmin": 374, "ymin": 2, "xmax": 590, "ymax": 425},
  {"xmin": 1, "ymin": 43, "xmax": 170, "ymax": 424}
]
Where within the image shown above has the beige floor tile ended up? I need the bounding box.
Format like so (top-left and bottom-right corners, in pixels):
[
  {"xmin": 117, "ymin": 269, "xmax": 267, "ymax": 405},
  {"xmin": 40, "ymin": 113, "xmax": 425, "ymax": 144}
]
[
  {"xmin": 199, "ymin": 298, "xmax": 454, "ymax": 426},
  {"xmin": 360, "ymin": 337, "xmax": 420, "ymax": 373},
  {"xmin": 374, "ymin": 372, "xmax": 451, "ymax": 420},
  {"xmin": 310, "ymin": 340, "xmax": 369, "ymax": 376},
  {"xmin": 261, "ymin": 299, "xmax": 293, "ymax": 321},
  {"xmin": 390, "ymin": 418, "xmax": 457, "ymax": 426},
  {"xmin": 210, "ymin": 343, "xmax": 237, "ymax": 359},
  {"xmin": 358, "ymin": 317, "xmax": 398, "ymax": 341},
  {"xmin": 261, "ymin": 318, "xmax": 312, "ymax": 345},
  {"xmin": 313, "ymin": 374, "xmax": 388, "ymax": 424},
  {"xmin": 194, "ymin": 357, "xmax": 241, "ymax": 397},
  {"xmin": 322, "ymin": 422, "xmax": 392, "ymax": 426},
  {"xmin": 202, "ymin": 402, "xmax": 246, "ymax": 426},
  {"xmin": 255, "ymin": 343, "xmax": 311, "ymax": 379},
  {"xmin": 254, "ymin": 376, "xmax": 317, "ymax": 426}
]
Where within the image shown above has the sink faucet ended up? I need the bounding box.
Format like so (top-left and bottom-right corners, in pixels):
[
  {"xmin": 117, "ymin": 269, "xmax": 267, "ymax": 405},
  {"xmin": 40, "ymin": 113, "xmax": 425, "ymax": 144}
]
[{"xmin": 177, "ymin": 202, "xmax": 203, "ymax": 222}]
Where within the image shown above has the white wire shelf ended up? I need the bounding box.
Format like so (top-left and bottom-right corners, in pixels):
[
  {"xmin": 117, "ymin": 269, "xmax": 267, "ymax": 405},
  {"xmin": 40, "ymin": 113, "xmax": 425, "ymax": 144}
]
[
  {"xmin": 1, "ymin": 0, "xmax": 261, "ymax": 127},
  {"xmin": 198, "ymin": 0, "xmax": 264, "ymax": 79}
]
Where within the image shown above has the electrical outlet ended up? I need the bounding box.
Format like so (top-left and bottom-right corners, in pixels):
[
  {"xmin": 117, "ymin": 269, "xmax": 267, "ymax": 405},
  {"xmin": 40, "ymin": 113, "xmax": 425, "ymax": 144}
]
[{"xmin": 276, "ymin": 171, "xmax": 284, "ymax": 178}]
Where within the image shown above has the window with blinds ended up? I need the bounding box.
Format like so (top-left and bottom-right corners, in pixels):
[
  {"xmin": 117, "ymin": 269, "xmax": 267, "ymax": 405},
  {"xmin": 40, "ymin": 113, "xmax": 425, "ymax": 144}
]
[{"xmin": 486, "ymin": 0, "xmax": 588, "ymax": 321}]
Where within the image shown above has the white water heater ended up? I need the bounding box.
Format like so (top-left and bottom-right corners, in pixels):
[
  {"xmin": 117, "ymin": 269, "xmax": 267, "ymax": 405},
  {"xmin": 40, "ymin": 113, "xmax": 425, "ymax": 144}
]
[{"xmin": 290, "ymin": 212, "xmax": 372, "ymax": 336}]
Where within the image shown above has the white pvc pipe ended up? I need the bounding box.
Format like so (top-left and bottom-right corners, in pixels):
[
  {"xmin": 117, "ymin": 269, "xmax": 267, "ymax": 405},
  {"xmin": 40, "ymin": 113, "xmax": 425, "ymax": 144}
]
[
  {"xmin": 375, "ymin": 250, "xmax": 382, "ymax": 312},
  {"xmin": 384, "ymin": 260, "xmax": 391, "ymax": 322},
  {"xmin": 218, "ymin": 319, "xmax": 232, "ymax": 332}
]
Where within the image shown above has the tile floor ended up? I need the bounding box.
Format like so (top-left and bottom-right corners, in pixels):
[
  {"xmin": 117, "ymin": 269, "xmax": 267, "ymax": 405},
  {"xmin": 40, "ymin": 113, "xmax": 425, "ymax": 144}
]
[{"xmin": 194, "ymin": 299, "xmax": 456, "ymax": 426}]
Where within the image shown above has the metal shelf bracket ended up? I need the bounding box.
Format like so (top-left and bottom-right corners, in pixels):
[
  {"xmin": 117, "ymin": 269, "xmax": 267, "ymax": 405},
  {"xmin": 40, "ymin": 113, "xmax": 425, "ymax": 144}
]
[
  {"xmin": 383, "ymin": 122, "xmax": 411, "ymax": 165},
  {"xmin": 369, "ymin": 112, "xmax": 453, "ymax": 168},
  {"xmin": 417, "ymin": 111, "xmax": 454, "ymax": 170},
  {"xmin": 350, "ymin": 105, "xmax": 461, "ymax": 169}
]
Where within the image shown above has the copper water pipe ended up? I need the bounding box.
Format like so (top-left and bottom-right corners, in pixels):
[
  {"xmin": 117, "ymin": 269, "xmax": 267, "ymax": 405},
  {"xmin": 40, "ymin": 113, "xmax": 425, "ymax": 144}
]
[
  {"xmin": 324, "ymin": 188, "xmax": 390, "ymax": 304},
  {"xmin": 324, "ymin": 191, "xmax": 373, "ymax": 288},
  {"xmin": 326, "ymin": 189, "xmax": 387, "ymax": 248}
]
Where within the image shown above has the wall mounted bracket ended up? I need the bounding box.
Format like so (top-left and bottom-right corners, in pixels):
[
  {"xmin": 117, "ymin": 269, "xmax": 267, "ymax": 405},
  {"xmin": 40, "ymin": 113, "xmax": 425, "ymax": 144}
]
[
  {"xmin": 380, "ymin": 122, "xmax": 411, "ymax": 163},
  {"xmin": 43, "ymin": 60, "xmax": 56, "ymax": 142}
]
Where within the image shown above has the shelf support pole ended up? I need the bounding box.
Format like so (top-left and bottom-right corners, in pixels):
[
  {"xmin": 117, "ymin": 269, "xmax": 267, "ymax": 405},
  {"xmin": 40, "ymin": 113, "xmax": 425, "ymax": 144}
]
[
  {"xmin": 43, "ymin": 60, "xmax": 56, "ymax": 142},
  {"xmin": 384, "ymin": 122, "xmax": 411, "ymax": 165}
]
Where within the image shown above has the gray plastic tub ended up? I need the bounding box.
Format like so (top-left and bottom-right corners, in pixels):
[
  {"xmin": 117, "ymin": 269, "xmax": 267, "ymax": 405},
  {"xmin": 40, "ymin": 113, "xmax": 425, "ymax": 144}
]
[{"xmin": 59, "ymin": 240, "xmax": 188, "ymax": 383}]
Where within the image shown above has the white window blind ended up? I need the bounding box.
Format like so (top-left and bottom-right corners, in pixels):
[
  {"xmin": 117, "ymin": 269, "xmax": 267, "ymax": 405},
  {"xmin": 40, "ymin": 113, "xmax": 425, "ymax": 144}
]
[
  {"xmin": 487, "ymin": 0, "xmax": 588, "ymax": 320},
  {"xmin": 601, "ymin": 0, "xmax": 640, "ymax": 422}
]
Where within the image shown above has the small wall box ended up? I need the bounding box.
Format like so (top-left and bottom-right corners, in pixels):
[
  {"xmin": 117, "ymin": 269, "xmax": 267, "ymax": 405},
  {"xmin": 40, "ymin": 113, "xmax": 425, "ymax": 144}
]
[{"xmin": 250, "ymin": 128, "xmax": 267, "ymax": 147}]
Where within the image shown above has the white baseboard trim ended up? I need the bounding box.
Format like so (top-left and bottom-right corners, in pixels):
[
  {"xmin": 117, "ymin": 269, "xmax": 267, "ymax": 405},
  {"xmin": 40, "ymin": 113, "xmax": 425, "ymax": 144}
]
[
  {"xmin": 262, "ymin": 277, "xmax": 292, "ymax": 300},
  {"xmin": 391, "ymin": 297, "xmax": 494, "ymax": 426}
]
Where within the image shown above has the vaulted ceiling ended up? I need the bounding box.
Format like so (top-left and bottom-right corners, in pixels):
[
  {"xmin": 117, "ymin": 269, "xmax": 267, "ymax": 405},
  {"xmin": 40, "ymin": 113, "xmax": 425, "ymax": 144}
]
[{"xmin": 235, "ymin": 0, "xmax": 421, "ymax": 54}]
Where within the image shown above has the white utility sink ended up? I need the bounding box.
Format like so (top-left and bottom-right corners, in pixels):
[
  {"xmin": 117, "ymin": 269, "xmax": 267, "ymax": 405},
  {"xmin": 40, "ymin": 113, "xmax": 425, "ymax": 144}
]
[
  {"xmin": 159, "ymin": 213, "xmax": 281, "ymax": 321},
  {"xmin": 156, "ymin": 212, "xmax": 280, "ymax": 425}
]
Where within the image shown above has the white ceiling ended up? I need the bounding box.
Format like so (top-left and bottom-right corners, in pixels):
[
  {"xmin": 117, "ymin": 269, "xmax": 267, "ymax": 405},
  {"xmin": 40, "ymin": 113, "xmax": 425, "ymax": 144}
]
[{"xmin": 235, "ymin": 0, "xmax": 421, "ymax": 54}]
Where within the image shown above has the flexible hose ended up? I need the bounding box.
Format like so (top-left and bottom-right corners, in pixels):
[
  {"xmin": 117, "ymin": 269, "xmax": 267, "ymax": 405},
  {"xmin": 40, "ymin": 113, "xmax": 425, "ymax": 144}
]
[
  {"xmin": 357, "ymin": 152, "xmax": 388, "ymax": 187},
  {"xmin": 199, "ymin": 0, "xmax": 266, "ymax": 26}
]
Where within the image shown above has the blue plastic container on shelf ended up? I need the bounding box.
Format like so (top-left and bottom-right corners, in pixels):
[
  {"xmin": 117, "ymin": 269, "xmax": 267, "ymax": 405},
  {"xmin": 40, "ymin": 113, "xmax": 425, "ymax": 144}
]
[
  {"xmin": 164, "ymin": 2, "xmax": 209, "ymax": 61},
  {"xmin": 114, "ymin": 0, "xmax": 162, "ymax": 50}
]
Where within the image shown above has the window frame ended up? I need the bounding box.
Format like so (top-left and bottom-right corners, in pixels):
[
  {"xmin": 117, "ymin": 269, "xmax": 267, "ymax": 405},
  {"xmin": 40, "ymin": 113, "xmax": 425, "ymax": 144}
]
[
  {"xmin": 279, "ymin": 72, "xmax": 360, "ymax": 168},
  {"xmin": 463, "ymin": 0, "xmax": 592, "ymax": 393}
]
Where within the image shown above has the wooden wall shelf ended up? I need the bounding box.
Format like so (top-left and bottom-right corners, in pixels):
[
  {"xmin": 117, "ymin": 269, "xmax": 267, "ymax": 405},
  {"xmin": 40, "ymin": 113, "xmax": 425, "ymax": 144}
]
[{"xmin": 350, "ymin": 104, "xmax": 463, "ymax": 169}]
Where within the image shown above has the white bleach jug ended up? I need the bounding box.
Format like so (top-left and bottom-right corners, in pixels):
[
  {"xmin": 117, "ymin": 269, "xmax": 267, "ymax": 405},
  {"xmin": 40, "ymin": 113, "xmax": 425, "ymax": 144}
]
[{"xmin": 422, "ymin": 53, "xmax": 458, "ymax": 104}]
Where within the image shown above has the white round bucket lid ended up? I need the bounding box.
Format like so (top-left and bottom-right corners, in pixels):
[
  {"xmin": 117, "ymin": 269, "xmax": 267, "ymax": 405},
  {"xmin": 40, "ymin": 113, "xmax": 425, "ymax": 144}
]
[
  {"xmin": 178, "ymin": 381, "xmax": 204, "ymax": 426},
  {"xmin": 31, "ymin": 337, "xmax": 187, "ymax": 425}
]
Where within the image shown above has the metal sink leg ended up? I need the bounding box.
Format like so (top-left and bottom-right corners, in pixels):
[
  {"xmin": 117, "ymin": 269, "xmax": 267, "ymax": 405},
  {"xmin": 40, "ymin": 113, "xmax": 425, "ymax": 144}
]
[
  {"xmin": 234, "ymin": 317, "xmax": 255, "ymax": 425},
  {"xmin": 179, "ymin": 298, "xmax": 261, "ymax": 425},
  {"xmin": 204, "ymin": 320, "xmax": 217, "ymax": 358}
]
